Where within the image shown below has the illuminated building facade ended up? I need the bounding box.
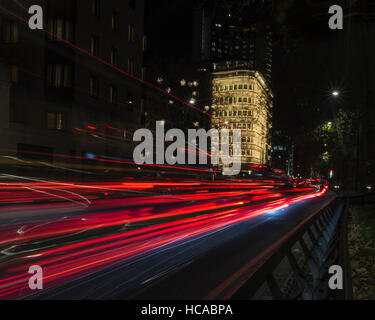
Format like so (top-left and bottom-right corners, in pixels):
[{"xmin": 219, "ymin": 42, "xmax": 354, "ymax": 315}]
[{"xmin": 211, "ymin": 63, "xmax": 272, "ymax": 168}]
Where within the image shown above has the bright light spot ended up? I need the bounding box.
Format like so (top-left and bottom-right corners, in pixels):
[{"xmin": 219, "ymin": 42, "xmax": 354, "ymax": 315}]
[
  {"xmin": 156, "ymin": 77, "xmax": 163, "ymax": 84},
  {"xmin": 332, "ymin": 91, "xmax": 339, "ymax": 96},
  {"xmin": 85, "ymin": 153, "xmax": 96, "ymax": 159}
]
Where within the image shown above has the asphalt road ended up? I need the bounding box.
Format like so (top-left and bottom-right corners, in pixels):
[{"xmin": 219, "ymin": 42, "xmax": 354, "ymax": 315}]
[{"xmin": 0, "ymin": 176, "xmax": 333, "ymax": 300}]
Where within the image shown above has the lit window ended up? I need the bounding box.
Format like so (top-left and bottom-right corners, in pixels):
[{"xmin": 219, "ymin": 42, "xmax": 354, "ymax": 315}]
[
  {"xmin": 3, "ymin": 22, "xmax": 19, "ymax": 43},
  {"xmin": 55, "ymin": 19, "xmax": 64, "ymax": 38},
  {"xmin": 65, "ymin": 21, "xmax": 72, "ymax": 41},
  {"xmin": 90, "ymin": 36, "xmax": 100, "ymax": 55},
  {"xmin": 47, "ymin": 112, "xmax": 64, "ymax": 130},
  {"xmin": 109, "ymin": 85, "xmax": 117, "ymax": 104},
  {"xmin": 47, "ymin": 113, "xmax": 56, "ymax": 129},
  {"xmin": 112, "ymin": 12, "xmax": 119, "ymax": 31},
  {"xmin": 127, "ymin": 57, "xmax": 134, "ymax": 74},
  {"xmin": 142, "ymin": 35, "xmax": 147, "ymax": 51},
  {"xmin": 46, "ymin": 64, "xmax": 72, "ymax": 87},
  {"xmin": 128, "ymin": 24, "xmax": 135, "ymax": 42},
  {"xmin": 11, "ymin": 65, "xmax": 18, "ymax": 83},
  {"xmin": 56, "ymin": 113, "xmax": 63, "ymax": 130},
  {"xmin": 91, "ymin": 0, "xmax": 100, "ymax": 17}
]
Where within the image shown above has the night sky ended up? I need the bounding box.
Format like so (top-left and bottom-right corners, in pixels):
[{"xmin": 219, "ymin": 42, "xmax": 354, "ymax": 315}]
[{"xmin": 145, "ymin": 0, "xmax": 353, "ymax": 132}]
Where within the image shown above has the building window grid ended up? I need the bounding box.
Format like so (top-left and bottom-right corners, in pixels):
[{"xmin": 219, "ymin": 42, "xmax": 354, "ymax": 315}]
[
  {"xmin": 46, "ymin": 64, "xmax": 72, "ymax": 88},
  {"xmin": 48, "ymin": 19, "xmax": 73, "ymax": 41}
]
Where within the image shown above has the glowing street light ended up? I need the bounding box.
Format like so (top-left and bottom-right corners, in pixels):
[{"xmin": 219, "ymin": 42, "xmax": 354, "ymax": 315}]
[{"xmin": 332, "ymin": 91, "xmax": 339, "ymax": 97}]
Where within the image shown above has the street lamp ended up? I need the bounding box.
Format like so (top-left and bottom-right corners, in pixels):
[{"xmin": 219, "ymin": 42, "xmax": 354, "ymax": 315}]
[{"xmin": 332, "ymin": 91, "xmax": 339, "ymax": 97}]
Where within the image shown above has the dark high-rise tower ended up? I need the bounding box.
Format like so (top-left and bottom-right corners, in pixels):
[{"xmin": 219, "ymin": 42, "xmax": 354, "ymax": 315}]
[{"xmin": 193, "ymin": 0, "xmax": 273, "ymax": 84}]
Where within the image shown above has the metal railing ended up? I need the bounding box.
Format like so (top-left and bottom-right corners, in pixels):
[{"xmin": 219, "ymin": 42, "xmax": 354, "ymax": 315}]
[{"xmin": 230, "ymin": 198, "xmax": 351, "ymax": 300}]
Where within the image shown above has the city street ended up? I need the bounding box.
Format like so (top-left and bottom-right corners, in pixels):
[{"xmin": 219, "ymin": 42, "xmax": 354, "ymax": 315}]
[
  {"xmin": 0, "ymin": 175, "xmax": 331, "ymax": 299},
  {"xmin": 1, "ymin": 0, "xmax": 373, "ymax": 305}
]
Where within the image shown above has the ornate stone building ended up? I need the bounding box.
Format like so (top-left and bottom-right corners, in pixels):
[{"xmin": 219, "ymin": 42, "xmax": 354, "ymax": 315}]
[{"xmin": 211, "ymin": 63, "xmax": 272, "ymax": 169}]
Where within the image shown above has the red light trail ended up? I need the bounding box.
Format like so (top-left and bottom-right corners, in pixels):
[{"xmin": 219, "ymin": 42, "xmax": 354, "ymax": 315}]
[{"xmin": 0, "ymin": 178, "xmax": 328, "ymax": 300}]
